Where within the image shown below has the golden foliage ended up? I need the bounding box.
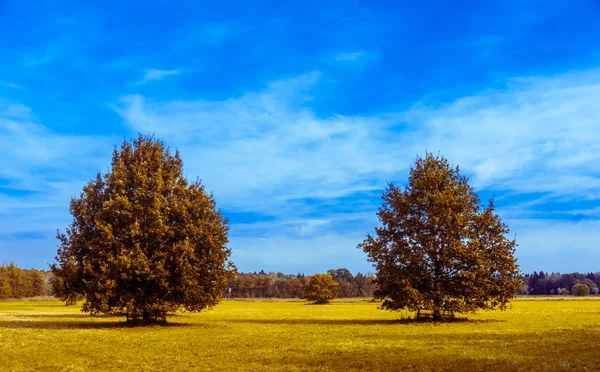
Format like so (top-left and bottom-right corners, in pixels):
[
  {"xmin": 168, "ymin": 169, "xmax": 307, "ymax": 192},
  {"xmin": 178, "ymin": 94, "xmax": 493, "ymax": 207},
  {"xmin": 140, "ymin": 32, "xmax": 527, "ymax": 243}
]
[
  {"xmin": 51, "ymin": 134, "xmax": 236, "ymax": 323},
  {"xmin": 360, "ymin": 153, "xmax": 520, "ymax": 319},
  {"xmin": 303, "ymin": 274, "xmax": 339, "ymax": 304}
]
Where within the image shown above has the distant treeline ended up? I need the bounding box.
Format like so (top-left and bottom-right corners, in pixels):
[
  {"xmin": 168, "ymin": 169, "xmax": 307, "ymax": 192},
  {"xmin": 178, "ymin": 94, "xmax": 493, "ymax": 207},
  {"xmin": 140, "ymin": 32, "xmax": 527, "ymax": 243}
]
[
  {"xmin": 520, "ymin": 271, "xmax": 600, "ymax": 295},
  {"xmin": 2, "ymin": 263, "xmax": 600, "ymax": 300},
  {"xmin": 226, "ymin": 268, "xmax": 377, "ymax": 298},
  {"xmin": 0, "ymin": 263, "xmax": 49, "ymax": 299}
]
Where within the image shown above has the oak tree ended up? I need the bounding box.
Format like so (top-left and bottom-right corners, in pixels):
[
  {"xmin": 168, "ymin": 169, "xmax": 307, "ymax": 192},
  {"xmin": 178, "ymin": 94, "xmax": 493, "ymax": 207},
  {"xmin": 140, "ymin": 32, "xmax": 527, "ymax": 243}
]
[
  {"xmin": 303, "ymin": 273, "xmax": 339, "ymax": 304},
  {"xmin": 51, "ymin": 135, "xmax": 236, "ymax": 324},
  {"xmin": 359, "ymin": 153, "xmax": 520, "ymax": 320}
]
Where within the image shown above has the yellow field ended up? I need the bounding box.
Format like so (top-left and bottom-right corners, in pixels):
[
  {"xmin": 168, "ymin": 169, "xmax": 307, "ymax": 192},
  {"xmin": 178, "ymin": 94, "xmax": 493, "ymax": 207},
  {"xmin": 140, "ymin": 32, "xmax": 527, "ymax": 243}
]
[{"xmin": 1, "ymin": 298, "xmax": 600, "ymax": 371}]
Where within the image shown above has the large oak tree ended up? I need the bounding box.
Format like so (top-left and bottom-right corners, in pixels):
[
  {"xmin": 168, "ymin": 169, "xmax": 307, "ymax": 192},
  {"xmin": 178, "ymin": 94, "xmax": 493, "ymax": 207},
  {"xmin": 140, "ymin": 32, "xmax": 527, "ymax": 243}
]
[
  {"xmin": 359, "ymin": 153, "xmax": 520, "ymax": 320},
  {"xmin": 51, "ymin": 135, "xmax": 236, "ymax": 324}
]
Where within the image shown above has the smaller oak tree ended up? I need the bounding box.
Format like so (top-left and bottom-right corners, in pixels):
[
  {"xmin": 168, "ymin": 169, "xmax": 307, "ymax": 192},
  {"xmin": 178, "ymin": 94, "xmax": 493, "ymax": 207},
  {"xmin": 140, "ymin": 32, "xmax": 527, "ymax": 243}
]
[
  {"xmin": 572, "ymin": 284, "xmax": 590, "ymax": 297},
  {"xmin": 303, "ymin": 274, "xmax": 339, "ymax": 304}
]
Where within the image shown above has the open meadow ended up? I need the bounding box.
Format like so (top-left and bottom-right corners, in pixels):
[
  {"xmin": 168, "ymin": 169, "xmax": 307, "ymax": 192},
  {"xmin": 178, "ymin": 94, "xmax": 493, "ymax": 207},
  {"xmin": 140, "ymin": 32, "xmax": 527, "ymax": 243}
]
[{"xmin": 1, "ymin": 298, "xmax": 600, "ymax": 371}]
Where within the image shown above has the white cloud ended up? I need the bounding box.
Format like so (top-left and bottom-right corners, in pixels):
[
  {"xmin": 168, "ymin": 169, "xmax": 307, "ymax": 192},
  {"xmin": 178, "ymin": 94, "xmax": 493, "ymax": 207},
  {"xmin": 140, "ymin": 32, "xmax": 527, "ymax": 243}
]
[
  {"xmin": 3, "ymin": 67, "xmax": 600, "ymax": 272},
  {"xmin": 118, "ymin": 68, "xmax": 600, "ymax": 208},
  {"xmin": 0, "ymin": 100, "xmax": 116, "ymax": 250},
  {"xmin": 138, "ymin": 69, "xmax": 181, "ymax": 84},
  {"xmin": 404, "ymin": 69, "xmax": 600, "ymax": 197},
  {"xmin": 116, "ymin": 71, "xmax": 406, "ymax": 213},
  {"xmin": 115, "ymin": 67, "xmax": 600, "ymax": 272},
  {"xmin": 0, "ymin": 106, "xmax": 113, "ymax": 194}
]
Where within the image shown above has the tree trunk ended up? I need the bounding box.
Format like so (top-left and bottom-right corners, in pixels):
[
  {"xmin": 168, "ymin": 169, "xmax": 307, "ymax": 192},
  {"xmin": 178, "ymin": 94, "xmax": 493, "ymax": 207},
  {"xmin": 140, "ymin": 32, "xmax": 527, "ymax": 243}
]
[
  {"xmin": 126, "ymin": 308, "xmax": 167, "ymax": 326},
  {"xmin": 433, "ymin": 309, "xmax": 441, "ymax": 321},
  {"xmin": 142, "ymin": 310, "xmax": 150, "ymax": 323}
]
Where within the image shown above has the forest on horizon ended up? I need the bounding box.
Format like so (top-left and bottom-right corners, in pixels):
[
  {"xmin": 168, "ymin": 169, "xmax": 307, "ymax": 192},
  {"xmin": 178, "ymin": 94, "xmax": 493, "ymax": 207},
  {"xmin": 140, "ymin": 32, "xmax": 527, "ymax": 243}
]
[{"xmin": 1, "ymin": 263, "xmax": 598, "ymax": 300}]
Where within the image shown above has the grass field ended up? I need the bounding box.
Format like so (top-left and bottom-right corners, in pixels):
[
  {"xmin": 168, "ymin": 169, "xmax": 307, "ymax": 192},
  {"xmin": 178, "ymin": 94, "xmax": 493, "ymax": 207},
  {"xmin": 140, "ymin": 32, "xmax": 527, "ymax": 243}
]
[{"xmin": 2, "ymin": 298, "xmax": 600, "ymax": 371}]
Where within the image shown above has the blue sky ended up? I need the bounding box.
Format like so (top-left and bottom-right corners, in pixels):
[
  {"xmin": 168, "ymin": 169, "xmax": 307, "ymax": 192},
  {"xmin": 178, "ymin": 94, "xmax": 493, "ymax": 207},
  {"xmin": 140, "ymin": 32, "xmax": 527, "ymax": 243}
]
[{"xmin": 1, "ymin": 1, "xmax": 600, "ymax": 274}]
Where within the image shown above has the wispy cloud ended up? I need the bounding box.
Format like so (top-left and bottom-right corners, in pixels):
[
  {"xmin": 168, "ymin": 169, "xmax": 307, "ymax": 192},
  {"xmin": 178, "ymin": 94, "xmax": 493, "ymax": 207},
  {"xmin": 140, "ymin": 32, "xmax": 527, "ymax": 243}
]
[
  {"xmin": 1, "ymin": 1, "xmax": 599, "ymax": 274},
  {"xmin": 0, "ymin": 105, "xmax": 112, "ymax": 193},
  {"xmin": 119, "ymin": 68, "xmax": 600, "ymax": 206},
  {"xmin": 326, "ymin": 50, "xmax": 377, "ymax": 66},
  {"xmin": 3, "ymin": 65, "xmax": 600, "ymax": 272},
  {"xmin": 0, "ymin": 99, "xmax": 116, "ymax": 266},
  {"xmin": 333, "ymin": 51, "xmax": 366, "ymax": 62},
  {"xmin": 404, "ymin": 68, "xmax": 600, "ymax": 196},
  {"xmin": 116, "ymin": 67, "xmax": 600, "ymax": 272},
  {"xmin": 116, "ymin": 71, "xmax": 404, "ymax": 213},
  {"xmin": 0, "ymin": 100, "xmax": 31, "ymax": 119},
  {"xmin": 0, "ymin": 82, "xmax": 24, "ymax": 90},
  {"xmin": 137, "ymin": 69, "xmax": 181, "ymax": 84}
]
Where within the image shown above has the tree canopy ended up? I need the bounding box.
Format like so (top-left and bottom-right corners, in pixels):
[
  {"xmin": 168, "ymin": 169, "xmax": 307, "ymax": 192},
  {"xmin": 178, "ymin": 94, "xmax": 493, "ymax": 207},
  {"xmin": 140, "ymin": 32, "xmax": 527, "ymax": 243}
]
[
  {"xmin": 51, "ymin": 135, "xmax": 236, "ymax": 324},
  {"xmin": 359, "ymin": 153, "xmax": 520, "ymax": 320}
]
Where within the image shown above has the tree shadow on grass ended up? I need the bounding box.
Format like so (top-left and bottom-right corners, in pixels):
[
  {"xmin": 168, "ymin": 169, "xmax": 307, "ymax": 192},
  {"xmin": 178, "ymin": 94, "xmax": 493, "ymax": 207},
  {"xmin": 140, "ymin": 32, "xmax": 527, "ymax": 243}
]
[
  {"xmin": 15, "ymin": 312, "xmax": 190, "ymax": 320},
  {"xmin": 393, "ymin": 317, "xmax": 505, "ymax": 324},
  {"xmin": 271, "ymin": 329, "xmax": 600, "ymax": 371},
  {"xmin": 222, "ymin": 318, "xmax": 505, "ymax": 326},
  {"xmin": 275, "ymin": 344, "xmax": 528, "ymax": 371},
  {"xmin": 223, "ymin": 318, "xmax": 401, "ymax": 326},
  {"xmin": 0, "ymin": 319, "xmax": 125, "ymax": 329},
  {"xmin": 0, "ymin": 319, "xmax": 192, "ymax": 330},
  {"xmin": 299, "ymin": 352, "xmax": 511, "ymax": 371},
  {"xmin": 11, "ymin": 313, "xmax": 118, "ymax": 319}
]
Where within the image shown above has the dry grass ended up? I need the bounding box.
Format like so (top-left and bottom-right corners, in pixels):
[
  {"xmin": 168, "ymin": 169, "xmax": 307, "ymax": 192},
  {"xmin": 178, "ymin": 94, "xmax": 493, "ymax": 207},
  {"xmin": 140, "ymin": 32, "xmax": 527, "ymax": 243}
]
[{"xmin": 1, "ymin": 298, "xmax": 600, "ymax": 371}]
